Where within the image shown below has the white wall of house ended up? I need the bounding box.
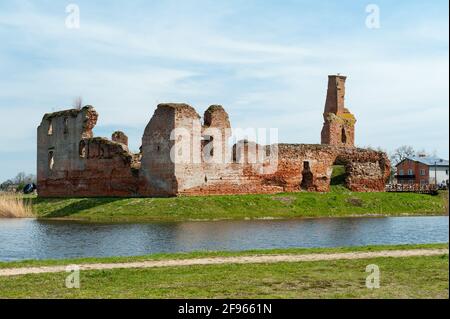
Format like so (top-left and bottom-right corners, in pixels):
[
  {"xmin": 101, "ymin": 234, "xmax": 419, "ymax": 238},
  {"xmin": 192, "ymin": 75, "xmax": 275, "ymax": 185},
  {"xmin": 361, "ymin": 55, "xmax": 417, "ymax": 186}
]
[{"xmin": 428, "ymin": 166, "xmax": 449, "ymax": 184}]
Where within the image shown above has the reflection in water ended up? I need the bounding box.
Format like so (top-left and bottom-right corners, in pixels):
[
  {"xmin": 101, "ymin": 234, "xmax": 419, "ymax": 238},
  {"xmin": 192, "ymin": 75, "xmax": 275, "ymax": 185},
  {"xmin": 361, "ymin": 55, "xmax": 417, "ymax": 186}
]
[{"xmin": 0, "ymin": 216, "xmax": 448, "ymax": 261}]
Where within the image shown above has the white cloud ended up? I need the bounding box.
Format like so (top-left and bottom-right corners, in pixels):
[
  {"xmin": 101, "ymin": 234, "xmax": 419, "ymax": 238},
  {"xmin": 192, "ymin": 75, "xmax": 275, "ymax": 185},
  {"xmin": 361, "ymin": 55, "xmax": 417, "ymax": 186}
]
[{"xmin": 0, "ymin": 0, "xmax": 448, "ymax": 181}]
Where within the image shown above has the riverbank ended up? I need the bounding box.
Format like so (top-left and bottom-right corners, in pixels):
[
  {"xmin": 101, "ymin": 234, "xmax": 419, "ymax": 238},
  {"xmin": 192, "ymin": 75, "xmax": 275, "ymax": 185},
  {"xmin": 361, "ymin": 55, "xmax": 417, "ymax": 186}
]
[
  {"xmin": 31, "ymin": 188, "xmax": 448, "ymax": 222},
  {"xmin": 0, "ymin": 244, "xmax": 447, "ymax": 298}
]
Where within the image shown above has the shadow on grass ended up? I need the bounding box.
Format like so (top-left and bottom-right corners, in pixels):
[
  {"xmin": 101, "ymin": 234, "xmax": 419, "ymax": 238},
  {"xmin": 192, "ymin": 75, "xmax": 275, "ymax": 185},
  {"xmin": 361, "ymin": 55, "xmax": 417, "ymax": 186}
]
[{"xmin": 33, "ymin": 197, "xmax": 124, "ymax": 218}]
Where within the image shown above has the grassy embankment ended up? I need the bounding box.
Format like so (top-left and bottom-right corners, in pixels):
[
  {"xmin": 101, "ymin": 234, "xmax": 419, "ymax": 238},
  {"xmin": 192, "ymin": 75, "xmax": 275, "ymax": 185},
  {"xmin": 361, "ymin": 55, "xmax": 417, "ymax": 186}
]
[
  {"xmin": 31, "ymin": 188, "xmax": 448, "ymax": 222},
  {"xmin": 0, "ymin": 244, "xmax": 447, "ymax": 298},
  {"xmin": 25, "ymin": 166, "xmax": 448, "ymax": 222}
]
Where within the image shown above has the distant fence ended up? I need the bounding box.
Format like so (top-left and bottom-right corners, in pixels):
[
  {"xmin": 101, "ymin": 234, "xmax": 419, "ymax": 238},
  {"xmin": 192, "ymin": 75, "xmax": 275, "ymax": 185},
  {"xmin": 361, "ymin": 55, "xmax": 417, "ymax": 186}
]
[{"xmin": 385, "ymin": 184, "xmax": 440, "ymax": 195}]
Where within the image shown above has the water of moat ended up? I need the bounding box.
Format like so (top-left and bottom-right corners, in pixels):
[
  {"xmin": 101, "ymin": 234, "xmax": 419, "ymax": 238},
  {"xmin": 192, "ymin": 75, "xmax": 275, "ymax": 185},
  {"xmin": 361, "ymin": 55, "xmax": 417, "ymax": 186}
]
[{"xmin": 0, "ymin": 216, "xmax": 448, "ymax": 261}]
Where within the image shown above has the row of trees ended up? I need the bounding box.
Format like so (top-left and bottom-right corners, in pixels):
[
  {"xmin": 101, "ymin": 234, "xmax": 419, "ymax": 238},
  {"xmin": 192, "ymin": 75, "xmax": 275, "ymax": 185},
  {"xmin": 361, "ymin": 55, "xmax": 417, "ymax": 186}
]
[{"xmin": 0, "ymin": 172, "xmax": 36, "ymax": 192}]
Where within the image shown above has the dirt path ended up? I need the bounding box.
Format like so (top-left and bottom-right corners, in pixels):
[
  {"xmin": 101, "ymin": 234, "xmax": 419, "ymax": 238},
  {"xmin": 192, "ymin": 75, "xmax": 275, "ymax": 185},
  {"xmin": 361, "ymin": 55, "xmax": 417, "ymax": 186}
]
[{"xmin": 0, "ymin": 248, "xmax": 447, "ymax": 277}]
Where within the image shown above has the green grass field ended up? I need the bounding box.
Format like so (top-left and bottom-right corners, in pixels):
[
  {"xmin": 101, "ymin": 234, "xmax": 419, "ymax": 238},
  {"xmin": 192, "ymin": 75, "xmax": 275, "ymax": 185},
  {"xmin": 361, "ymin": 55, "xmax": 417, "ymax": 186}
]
[
  {"xmin": 0, "ymin": 244, "xmax": 447, "ymax": 299},
  {"xmin": 31, "ymin": 188, "xmax": 448, "ymax": 222}
]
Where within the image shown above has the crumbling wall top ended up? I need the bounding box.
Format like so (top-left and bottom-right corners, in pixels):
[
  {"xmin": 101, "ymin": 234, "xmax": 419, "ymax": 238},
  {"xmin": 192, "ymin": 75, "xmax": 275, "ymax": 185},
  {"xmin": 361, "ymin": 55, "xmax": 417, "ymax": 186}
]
[
  {"xmin": 203, "ymin": 105, "xmax": 230, "ymax": 128},
  {"xmin": 83, "ymin": 137, "xmax": 134, "ymax": 163},
  {"xmin": 112, "ymin": 131, "xmax": 129, "ymax": 146},
  {"xmin": 42, "ymin": 105, "xmax": 96, "ymax": 121},
  {"xmin": 157, "ymin": 103, "xmax": 200, "ymax": 119}
]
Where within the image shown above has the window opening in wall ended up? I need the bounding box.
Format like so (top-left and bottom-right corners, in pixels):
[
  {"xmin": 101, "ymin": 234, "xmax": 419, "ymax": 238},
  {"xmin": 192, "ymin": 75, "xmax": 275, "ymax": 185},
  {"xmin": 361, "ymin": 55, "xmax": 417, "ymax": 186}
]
[
  {"xmin": 64, "ymin": 117, "xmax": 69, "ymax": 134},
  {"xmin": 201, "ymin": 135, "xmax": 214, "ymax": 157},
  {"xmin": 341, "ymin": 127, "xmax": 347, "ymax": 144},
  {"xmin": 79, "ymin": 140, "xmax": 86, "ymax": 158},
  {"xmin": 48, "ymin": 151, "xmax": 55, "ymax": 171},
  {"xmin": 48, "ymin": 120, "xmax": 53, "ymax": 135},
  {"xmin": 301, "ymin": 161, "xmax": 313, "ymax": 190}
]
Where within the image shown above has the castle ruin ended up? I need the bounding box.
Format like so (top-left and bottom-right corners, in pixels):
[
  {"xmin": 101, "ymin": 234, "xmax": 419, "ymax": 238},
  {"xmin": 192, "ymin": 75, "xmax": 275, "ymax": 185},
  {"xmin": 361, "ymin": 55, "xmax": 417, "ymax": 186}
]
[{"xmin": 37, "ymin": 75, "xmax": 390, "ymax": 197}]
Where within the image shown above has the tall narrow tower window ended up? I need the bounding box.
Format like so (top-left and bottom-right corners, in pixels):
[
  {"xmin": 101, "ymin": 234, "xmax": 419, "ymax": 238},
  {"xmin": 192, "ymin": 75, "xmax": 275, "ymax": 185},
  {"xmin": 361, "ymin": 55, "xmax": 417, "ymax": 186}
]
[
  {"xmin": 63, "ymin": 117, "xmax": 69, "ymax": 134},
  {"xmin": 341, "ymin": 127, "xmax": 347, "ymax": 144},
  {"xmin": 48, "ymin": 151, "xmax": 55, "ymax": 171},
  {"xmin": 48, "ymin": 120, "xmax": 53, "ymax": 135},
  {"xmin": 79, "ymin": 140, "xmax": 87, "ymax": 158}
]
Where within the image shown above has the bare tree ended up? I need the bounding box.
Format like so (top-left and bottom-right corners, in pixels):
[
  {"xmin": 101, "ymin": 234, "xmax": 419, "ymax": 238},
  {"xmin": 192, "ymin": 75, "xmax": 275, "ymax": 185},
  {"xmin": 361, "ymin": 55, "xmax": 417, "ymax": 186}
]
[
  {"xmin": 13, "ymin": 172, "xmax": 27, "ymax": 185},
  {"xmin": 390, "ymin": 145, "xmax": 416, "ymax": 166},
  {"xmin": 11, "ymin": 173, "xmax": 35, "ymax": 185},
  {"xmin": 73, "ymin": 96, "xmax": 83, "ymax": 110}
]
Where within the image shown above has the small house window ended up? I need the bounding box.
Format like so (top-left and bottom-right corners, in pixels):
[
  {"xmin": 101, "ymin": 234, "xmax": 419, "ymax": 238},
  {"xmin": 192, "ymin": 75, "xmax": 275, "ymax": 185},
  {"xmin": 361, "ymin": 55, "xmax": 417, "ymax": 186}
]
[
  {"xmin": 420, "ymin": 169, "xmax": 426, "ymax": 176},
  {"xmin": 399, "ymin": 169, "xmax": 404, "ymax": 176},
  {"xmin": 48, "ymin": 151, "xmax": 55, "ymax": 171},
  {"xmin": 48, "ymin": 120, "xmax": 53, "ymax": 135},
  {"xmin": 408, "ymin": 169, "xmax": 413, "ymax": 175}
]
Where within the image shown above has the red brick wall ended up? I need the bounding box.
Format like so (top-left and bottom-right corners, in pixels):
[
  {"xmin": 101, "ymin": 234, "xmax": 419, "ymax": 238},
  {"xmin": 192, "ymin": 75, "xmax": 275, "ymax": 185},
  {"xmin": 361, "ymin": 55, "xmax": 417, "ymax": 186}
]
[
  {"xmin": 38, "ymin": 103, "xmax": 390, "ymax": 198},
  {"xmin": 180, "ymin": 144, "xmax": 390, "ymax": 195},
  {"xmin": 321, "ymin": 75, "xmax": 356, "ymax": 147},
  {"xmin": 38, "ymin": 137, "xmax": 139, "ymax": 197}
]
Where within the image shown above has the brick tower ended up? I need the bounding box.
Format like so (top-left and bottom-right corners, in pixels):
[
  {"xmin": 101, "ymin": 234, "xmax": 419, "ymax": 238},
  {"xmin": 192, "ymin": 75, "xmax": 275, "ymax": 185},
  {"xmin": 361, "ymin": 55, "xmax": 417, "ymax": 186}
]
[{"xmin": 321, "ymin": 75, "xmax": 356, "ymax": 147}]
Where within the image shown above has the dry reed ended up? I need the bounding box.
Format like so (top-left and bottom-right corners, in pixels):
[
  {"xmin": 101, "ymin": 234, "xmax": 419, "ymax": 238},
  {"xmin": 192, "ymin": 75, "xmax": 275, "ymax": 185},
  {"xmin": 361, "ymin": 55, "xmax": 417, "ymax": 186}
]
[{"xmin": 0, "ymin": 193, "xmax": 34, "ymax": 218}]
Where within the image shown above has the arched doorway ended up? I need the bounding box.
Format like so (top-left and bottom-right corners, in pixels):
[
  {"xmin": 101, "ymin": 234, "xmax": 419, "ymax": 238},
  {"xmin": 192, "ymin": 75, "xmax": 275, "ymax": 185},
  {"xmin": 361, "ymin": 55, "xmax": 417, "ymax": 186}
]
[{"xmin": 330, "ymin": 156, "xmax": 350, "ymax": 189}]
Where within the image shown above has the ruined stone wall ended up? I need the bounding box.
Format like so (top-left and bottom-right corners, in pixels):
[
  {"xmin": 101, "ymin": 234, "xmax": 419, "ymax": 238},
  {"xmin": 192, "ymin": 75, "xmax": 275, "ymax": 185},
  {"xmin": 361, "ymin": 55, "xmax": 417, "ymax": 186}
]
[
  {"xmin": 271, "ymin": 145, "xmax": 389, "ymax": 193},
  {"xmin": 37, "ymin": 75, "xmax": 390, "ymax": 198},
  {"xmin": 139, "ymin": 104, "xmax": 178, "ymax": 196},
  {"xmin": 172, "ymin": 104, "xmax": 205, "ymax": 192},
  {"xmin": 179, "ymin": 144, "xmax": 390, "ymax": 195},
  {"xmin": 198, "ymin": 105, "xmax": 236, "ymax": 192},
  {"xmin": 337, "ymin": 148, "xmax": 390, "ymax": 192},
  {"xmin": 37, "ymin": 106, "xmax": 139, "ymax": 197}
]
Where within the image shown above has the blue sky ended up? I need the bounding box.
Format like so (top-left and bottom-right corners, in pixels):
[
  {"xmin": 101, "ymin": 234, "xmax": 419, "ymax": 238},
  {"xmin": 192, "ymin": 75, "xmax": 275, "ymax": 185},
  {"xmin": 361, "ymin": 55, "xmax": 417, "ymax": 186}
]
[{"xmin": 0, "ymin": 0, "xmax": 448, "ymax": 181}]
